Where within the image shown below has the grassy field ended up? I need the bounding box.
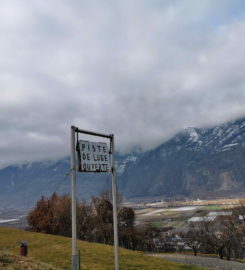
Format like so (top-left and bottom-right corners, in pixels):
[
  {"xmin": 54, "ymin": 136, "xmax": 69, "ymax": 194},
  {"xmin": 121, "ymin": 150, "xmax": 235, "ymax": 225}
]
[
  {"xmin": 135, "ymin": 207, "xmax": 196, "ymax": 229},
  {"xmin": 203, "ymin": 205, "xmax": 222, "ymax": 211},
  {"xmin": 0, "ymin": 227, "xmax": 209, "ymax": 270},
  {"xmin": 134, "ymin": 203, "xmax": 230, "ymax": 230},
  {"xmin": 0, "ymin": 254, "xmax": 59, "ymax": 269}
]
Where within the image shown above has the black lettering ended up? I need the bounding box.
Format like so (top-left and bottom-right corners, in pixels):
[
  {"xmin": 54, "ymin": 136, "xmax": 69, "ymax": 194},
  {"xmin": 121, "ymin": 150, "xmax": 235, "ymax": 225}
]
[
  {"xmin": 83, "ymin": 153, "xmax": 91, "ymax": 161},
  {"xmin": 101, "ymin": 164, "xmax": 106, "ymax": 170},
  {"xmin": 103, "ymin": 146, "xmax": 107, "ymax": 153}
]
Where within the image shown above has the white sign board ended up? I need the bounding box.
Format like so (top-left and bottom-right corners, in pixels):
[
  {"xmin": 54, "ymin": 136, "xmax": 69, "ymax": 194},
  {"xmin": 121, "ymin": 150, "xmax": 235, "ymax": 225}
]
[{"xmin": 77, "ymin": 140, "xmax": 110, "ymax": 172}]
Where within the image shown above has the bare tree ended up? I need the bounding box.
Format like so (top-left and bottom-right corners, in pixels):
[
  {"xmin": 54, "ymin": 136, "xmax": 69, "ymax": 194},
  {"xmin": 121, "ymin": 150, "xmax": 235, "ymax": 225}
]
[{"xmin": 185, "ymin": 225, "xmax": 201, "ymax": 256}]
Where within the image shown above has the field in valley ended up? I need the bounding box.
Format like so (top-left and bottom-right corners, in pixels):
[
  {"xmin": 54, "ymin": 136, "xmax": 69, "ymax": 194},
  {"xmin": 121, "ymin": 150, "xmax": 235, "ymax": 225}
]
[{"xmin": 133, "ymin": 198, "xmax": 244, "ymax": 230}]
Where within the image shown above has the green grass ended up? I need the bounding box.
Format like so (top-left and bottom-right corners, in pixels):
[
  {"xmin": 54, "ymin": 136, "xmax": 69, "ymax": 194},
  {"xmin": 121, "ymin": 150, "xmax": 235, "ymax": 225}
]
[
  {"xmin": 0, "ymin": 254, "xmax": 58, "ymax": 269},
  {"xmin": 0, "ymin": 227, "xmax": 209, "ymax": 270},
  {"xmin": 204, "ymin": 205, "xmax": 222, "ymax": 211},
  {"xmin": 151, "ymin": 221, "xmax": 165, "ymax": 227}
]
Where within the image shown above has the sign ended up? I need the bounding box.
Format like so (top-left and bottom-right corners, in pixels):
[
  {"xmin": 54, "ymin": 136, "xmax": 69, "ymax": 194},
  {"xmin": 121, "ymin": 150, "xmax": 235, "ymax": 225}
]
[
  {"xmin": 77, "ymin": 140, "xmax": 110, "ymax": 172},
  {"xmin": 71, "ymin": 127, "xmax": 119, "ymax": 270}
]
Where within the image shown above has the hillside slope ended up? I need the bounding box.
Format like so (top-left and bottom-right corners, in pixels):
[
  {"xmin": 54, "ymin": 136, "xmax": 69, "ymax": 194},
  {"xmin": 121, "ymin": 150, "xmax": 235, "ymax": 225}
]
[
  {"xmin": 0, "ymin": 227, "xmax": 208, "ymax": 270},
  {"xmin": 0, "ymin": 254, "xmax": 58, "ymax": 270}
]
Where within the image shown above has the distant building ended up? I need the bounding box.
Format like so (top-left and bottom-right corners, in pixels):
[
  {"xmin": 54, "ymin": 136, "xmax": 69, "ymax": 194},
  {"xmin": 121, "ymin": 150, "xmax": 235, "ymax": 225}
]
[
  {"xmin": 207, "ymin": 211, "xmax": 232, "ymax": 216},
  {"xmin": 188, "ymin": 211, "xmax": 233, "ymax": 223},
  {"xmin": 188, "ymin": 216, "xmax": 215, "ymax": 223}
]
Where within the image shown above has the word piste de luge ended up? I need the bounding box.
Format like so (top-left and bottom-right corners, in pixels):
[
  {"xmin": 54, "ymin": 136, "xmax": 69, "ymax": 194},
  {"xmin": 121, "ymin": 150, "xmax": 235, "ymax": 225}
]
[{"xmin": 78, "ymin": 140, "xmax": 110, "ymax": 172}]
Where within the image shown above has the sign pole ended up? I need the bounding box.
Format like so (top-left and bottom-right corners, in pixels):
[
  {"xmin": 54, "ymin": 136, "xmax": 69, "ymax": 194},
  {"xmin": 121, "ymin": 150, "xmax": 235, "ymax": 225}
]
[
  {"xmin": 110, "ymin": 134, "xmax": 119, "ymax": 270},
  {"xmin": 72, "ymin": 127, "xmax": 119, "ymax": 270},
  {"xmin": 71, "ymin": 126, "xmax": 79, "ymax": 270}
]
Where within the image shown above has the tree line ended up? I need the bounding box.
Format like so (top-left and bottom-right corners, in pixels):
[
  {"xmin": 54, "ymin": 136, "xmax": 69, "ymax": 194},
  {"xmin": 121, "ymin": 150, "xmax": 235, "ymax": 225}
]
[
  {"xmin": 27, "ymin": 192, "xmax": 161, "ymax": 251},
  {"xmin": 185, "ymin": 201, "xmax": 245, "ymax": 260},
  {"xmin": 28, "ymin": 193, "xmax": 245, "ymax": 259}
]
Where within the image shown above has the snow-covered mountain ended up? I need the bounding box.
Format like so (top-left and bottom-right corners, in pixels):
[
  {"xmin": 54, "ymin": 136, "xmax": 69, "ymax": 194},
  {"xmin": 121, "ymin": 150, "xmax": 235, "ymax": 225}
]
[
  {"xmin": 120, "ymin": 117, "xmax": 245, "ymax": 199},
  {"xmin": 0, "ymin": 117, "xmax": 245, "ymax": 207}
]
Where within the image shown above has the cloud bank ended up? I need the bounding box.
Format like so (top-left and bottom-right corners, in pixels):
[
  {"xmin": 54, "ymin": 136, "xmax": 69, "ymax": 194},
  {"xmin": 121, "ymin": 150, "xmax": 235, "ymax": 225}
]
[{"xmin": 1, "ymin": 0, "xmax": 245, "ymax": 166}]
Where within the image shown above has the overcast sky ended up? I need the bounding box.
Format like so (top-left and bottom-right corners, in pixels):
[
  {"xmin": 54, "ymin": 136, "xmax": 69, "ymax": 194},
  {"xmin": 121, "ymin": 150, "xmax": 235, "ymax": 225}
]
[{"xmin": 1, "ymin": 0, "xmax": 245, "ymax": 167}]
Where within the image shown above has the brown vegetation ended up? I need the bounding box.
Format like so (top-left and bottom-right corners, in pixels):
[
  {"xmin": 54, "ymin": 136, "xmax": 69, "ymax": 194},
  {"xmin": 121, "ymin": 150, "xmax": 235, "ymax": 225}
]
[
  {"xmin": 27, "ymin": 192, "xmax": 160, "ymax": 252},
  {"xmin": 186, "ymin": 199, "xmax": 245, "ymax": 260}
]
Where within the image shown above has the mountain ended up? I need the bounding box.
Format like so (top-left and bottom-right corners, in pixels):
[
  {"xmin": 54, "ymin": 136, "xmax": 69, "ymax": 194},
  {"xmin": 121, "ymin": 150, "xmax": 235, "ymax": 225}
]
[
  {"xmin": 119, "ymin": 117, "xmax": 245, "ymax": 199},
  {"xmin": 0, "ymin": 153, "xmax": 140, "ymax": 208},
  {"xmin": 0, "ymin": 117, "xmax": 245, "ymax": 207}
]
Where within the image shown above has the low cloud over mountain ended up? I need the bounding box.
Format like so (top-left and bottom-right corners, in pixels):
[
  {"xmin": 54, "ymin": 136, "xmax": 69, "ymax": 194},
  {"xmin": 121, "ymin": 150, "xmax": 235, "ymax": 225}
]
[{"xmin": 1, "ymin": 1, "xmax": 245, "ymax": 167}]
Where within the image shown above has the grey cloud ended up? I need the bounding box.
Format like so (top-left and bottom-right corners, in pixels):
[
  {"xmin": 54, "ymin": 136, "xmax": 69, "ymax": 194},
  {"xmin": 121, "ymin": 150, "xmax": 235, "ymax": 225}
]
[{"xmin": 0, "ymin": 0, "xmax": 245, "ymax": 166}]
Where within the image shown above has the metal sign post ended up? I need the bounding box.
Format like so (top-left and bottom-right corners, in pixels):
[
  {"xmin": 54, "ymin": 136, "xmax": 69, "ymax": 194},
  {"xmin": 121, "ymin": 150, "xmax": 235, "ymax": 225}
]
[
  {"xmin": 110, "ymin": 134, "xmax": 119, "ymax": 270},
  {"xmin": 71, "ymin": 126, "xmax": 79, "ymax": 270},
  {"xmin": 70, "ymin": 126, "xmax": 119, "ymax": 270}
]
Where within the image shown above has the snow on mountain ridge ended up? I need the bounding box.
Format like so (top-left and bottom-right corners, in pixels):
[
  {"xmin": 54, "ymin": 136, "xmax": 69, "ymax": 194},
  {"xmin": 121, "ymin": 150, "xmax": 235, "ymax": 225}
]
[
  {"xmin": 116, "ymin": 155, "xmax": 138, "ymax": 174},
  {"xmin": 174, "ymin": 119, "xmax": 245, "ymax": 154},
  {"xmin": 186, "ymin": 127, "xmax": 200, "ymax": 143}
]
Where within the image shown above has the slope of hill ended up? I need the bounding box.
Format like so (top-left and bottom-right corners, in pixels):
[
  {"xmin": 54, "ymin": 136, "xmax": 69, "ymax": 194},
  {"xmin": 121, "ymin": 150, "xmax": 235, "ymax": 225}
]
[
  {"xmin": 0, "ymin": 227, "xmax": 208, "ymax": 270},
  {"xmin": 0, "ymin": 117, "xmax": 244, "ymax": 207},
  {"xmin": 0, "ymin": 254, "xmax": 58, "ymax": 270}
]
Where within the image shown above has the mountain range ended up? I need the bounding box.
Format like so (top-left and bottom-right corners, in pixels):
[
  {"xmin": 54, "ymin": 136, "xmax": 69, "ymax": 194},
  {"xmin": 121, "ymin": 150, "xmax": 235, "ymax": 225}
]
[{"xmin": 0, "ymin": 117, "xmax": 245, "ymax": 208}]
